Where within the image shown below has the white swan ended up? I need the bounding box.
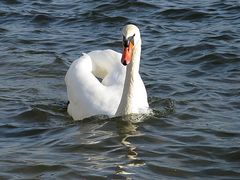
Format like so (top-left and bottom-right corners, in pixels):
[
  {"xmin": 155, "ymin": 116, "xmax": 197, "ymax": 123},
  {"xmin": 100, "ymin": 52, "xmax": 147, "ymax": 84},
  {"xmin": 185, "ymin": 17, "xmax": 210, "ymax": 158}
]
[{"xmin": 65, "ymin": 24, "xmax": 149, "ymax": 120}]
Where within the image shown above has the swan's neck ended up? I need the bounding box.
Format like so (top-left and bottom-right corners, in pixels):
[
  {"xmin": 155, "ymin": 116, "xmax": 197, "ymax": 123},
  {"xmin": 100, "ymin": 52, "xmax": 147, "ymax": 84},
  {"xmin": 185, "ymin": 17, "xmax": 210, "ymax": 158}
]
[{"xmin": 116, "ymin": 41, "xmax": 141, "ymax": 115}]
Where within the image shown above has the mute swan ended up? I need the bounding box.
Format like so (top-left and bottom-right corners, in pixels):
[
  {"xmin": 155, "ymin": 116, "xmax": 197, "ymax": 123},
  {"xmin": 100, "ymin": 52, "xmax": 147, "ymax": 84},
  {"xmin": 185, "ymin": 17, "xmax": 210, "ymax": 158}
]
[{"xmin": 65, "ymin": 24, "xmax": 149, "ymax": 120}]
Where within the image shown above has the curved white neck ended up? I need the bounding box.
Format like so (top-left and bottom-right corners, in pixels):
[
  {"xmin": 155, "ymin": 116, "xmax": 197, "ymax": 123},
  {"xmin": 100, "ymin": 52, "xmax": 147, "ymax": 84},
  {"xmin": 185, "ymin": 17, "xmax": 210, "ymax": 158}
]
[{"xmin": 116, "ymin": 40, "xmax": 141, "ymax": 116}]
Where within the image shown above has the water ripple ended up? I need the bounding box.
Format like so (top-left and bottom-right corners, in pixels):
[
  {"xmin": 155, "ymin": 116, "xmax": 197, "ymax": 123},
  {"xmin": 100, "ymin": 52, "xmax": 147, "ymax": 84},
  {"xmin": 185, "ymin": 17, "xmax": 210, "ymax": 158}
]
[{"xmin": 159, "ymin": 8, "xmax": 211, "ymax": 20}]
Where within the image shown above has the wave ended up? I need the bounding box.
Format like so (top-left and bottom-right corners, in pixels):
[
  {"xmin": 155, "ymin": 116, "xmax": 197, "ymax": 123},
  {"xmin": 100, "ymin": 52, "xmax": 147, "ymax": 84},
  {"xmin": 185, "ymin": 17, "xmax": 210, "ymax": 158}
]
[{"xmin": 158, "ymin": 8, "xmax": 211, "ymax": 20}]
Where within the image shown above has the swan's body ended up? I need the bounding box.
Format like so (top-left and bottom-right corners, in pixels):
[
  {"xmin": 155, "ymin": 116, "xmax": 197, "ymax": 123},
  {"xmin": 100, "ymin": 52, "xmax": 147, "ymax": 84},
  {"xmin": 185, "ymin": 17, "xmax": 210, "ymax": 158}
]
[{"xmin": 65, "ymin": 25, "xmax": 149, "ymax": 120}]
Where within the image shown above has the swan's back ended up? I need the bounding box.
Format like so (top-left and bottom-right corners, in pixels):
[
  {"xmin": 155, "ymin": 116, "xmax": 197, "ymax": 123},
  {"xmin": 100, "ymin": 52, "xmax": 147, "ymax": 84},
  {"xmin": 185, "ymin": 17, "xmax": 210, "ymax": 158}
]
[{"xmin": 65, "ymin": 49, "xmax": 126, "ymax": 120}]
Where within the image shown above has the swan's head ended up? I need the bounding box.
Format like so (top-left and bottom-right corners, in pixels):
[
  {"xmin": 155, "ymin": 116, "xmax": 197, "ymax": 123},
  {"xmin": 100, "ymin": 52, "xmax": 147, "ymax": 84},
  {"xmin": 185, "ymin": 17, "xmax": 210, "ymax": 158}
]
[{"xmin": 121, "ymin": 24, "xmax": 141, "ymax": 66}]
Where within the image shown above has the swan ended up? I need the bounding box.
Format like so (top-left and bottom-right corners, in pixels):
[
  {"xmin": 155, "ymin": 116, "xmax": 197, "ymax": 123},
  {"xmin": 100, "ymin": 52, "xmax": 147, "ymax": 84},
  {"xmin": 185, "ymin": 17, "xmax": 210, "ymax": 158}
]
[{"xmin": 65, "ymin": 24, "xmax": 149, "ymax": 120}]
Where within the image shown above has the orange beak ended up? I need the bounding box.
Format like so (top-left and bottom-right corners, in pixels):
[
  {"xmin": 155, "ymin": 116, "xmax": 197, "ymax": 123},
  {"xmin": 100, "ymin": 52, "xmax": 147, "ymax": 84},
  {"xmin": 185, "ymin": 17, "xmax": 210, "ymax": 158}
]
[{"xmin": 121, "ymin": 41, "xmax": 134, "ymax": 66}]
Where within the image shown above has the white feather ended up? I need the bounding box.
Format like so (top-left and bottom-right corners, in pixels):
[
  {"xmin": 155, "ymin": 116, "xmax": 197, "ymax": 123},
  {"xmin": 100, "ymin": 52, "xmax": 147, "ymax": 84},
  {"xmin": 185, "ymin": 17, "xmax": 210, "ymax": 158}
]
[{"xmin": 65, "ymin": 25, "xmax": 149, "ymax": 120}]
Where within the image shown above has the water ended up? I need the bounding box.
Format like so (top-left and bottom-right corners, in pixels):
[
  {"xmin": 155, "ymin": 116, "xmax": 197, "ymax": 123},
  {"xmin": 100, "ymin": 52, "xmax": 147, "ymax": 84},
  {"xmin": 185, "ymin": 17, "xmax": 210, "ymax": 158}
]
[{"xmin": 0, "ymin": 0, "xmax": 240, "ymax": 179}]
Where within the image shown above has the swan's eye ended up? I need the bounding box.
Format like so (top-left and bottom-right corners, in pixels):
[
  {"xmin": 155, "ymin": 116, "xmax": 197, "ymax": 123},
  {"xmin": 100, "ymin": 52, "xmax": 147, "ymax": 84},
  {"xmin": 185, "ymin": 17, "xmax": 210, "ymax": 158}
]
[
  {"xmin": 122, "ymin": 35, "xmax": 127, "ymax": 43},
  {"xmin": 130, "ymin": 34, "xmax": 135, "ymax": 45},
  {"xmin": 122, "ymin": 35, "xmax": 129, "ymax": 47},
  {"xmin": 122, "ymin": 34, "xmax": 135, "ymax": 47}
]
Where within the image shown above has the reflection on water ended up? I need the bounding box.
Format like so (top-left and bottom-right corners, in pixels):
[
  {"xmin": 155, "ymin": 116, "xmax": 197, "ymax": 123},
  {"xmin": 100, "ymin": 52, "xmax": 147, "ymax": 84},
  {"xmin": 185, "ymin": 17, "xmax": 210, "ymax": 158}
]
[{"xmin": 116, "ymin": 115, "xmax": 145, "ymax": 175}]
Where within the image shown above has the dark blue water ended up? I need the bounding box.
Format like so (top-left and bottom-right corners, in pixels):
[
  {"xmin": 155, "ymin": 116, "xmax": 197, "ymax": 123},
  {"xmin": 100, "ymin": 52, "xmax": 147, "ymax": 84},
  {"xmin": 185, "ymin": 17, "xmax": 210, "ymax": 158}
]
[{"xmin": 1, "ymin": 0, "xmax": 240, "ymax": 179}]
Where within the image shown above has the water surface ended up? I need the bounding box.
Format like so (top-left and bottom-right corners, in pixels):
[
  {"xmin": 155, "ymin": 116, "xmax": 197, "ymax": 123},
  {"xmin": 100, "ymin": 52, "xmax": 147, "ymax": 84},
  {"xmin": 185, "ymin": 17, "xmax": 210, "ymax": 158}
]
[{"xmin": 0, "ymin": 0, "xmax": 240, "ymax": 179}]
